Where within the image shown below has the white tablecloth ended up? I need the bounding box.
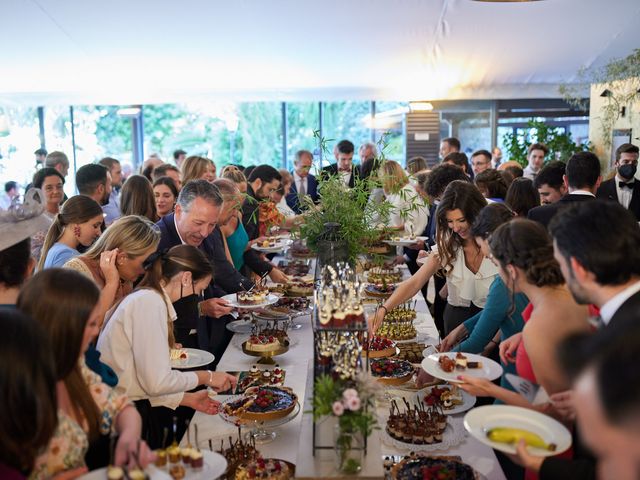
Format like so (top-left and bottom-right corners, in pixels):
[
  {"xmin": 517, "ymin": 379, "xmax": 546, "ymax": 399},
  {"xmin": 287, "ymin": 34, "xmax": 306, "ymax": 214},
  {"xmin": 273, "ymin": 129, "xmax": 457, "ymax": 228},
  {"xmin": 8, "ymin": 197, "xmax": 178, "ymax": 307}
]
[{"xmin": 184, "ymin": 262, "xmax": 506, "ymax": 479}]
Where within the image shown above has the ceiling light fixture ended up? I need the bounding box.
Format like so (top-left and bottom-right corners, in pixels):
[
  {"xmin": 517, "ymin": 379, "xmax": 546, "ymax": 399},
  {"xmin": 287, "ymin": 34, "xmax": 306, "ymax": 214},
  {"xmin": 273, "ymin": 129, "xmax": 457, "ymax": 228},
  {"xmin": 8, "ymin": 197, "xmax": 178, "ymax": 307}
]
[
  {"xmin": 409, "ymin": 101, "xmax": 434, "ymax": 112},
  {"xmin": 117, "ymin": 107, "xmax": 141, "ymax": 117}
]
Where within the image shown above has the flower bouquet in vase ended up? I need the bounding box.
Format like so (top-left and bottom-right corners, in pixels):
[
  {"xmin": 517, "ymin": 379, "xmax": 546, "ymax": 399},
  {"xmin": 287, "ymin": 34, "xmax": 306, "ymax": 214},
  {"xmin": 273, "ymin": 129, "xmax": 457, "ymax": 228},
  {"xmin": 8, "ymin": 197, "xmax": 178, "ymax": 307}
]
[{"xmin": 312, "ymin": 374, "xmax": 379, "ymax": 474}]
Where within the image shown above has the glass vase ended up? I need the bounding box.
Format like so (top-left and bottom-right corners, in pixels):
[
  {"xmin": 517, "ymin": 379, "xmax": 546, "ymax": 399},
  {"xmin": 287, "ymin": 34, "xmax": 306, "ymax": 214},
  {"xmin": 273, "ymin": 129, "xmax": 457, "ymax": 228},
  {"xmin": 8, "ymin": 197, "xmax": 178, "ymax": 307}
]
[{"xmin": 333, "ymin": 425, "xmax": 364, "ymax": 475}]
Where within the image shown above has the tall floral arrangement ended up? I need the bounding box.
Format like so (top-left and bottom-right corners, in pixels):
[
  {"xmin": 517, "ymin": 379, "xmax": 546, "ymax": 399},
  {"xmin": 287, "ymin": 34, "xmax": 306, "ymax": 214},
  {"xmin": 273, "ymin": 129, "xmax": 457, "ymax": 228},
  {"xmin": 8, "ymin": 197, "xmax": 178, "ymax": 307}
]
[{"xmin": 312, "ymin": 373, "xmax": 379, "ymax": 474}]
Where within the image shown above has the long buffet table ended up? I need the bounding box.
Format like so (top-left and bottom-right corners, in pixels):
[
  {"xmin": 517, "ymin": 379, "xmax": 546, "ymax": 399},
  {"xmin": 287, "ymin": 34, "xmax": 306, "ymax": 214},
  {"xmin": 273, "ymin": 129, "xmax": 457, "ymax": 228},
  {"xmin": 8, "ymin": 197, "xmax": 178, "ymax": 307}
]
[{"xmin": 183, "ymin": 261, "xmax": 507, "ymax": 479}]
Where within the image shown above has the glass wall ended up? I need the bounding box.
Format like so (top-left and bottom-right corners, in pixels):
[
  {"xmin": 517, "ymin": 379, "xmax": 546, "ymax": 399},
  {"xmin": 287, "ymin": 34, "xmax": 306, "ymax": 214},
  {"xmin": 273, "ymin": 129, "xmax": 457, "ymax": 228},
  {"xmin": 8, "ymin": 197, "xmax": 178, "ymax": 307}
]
[
  {"xmin": 321, "ymin": 101, "xmax": 371, "ymax": 167},
  {"xmin": 440, "ymin": 110, "xmax": 491, "ymax": 158},
  {"xmin": 373, "ymin": 101, "xmax": 407, "ymax": 163},
  {"xmin": 0, "ymin": 106, "xmax": 41, "ymax": 193},
  {"xmin": 286, "ymin": 102, "xmax": 319, "ymax": 170}
]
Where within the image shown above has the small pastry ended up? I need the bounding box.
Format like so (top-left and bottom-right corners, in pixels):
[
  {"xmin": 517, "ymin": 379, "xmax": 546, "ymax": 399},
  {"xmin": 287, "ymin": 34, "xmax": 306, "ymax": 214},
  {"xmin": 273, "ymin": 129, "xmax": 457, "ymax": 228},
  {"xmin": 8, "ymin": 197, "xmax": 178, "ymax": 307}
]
[
  {"xmin": 106, "ymin": 466, "xmax": 125, "ymax": 480},
  {"xmin": 250, "ymin": 365, "xmax": 259, "ymax": 374},
  {"xmin": 154, "ymin": 449, "xmax": 167, "ymax": 467},
  {"xmin": 190, "ymin": 449, "xmax": 204, "ymax": 469},
  {"xmin": 169, "ymin": 464, "xmax": 186, "ymax": 479},
  {"xmin": 167, "ymin": 444, "xmax": 181, "ymax": 464},
  {"xmin": 180, "ymin": 447, "xmax": 193, "ymax": 465},
  {"xmin": 127, "ymin": 468, "xmax": 146, "ymax": 480}
]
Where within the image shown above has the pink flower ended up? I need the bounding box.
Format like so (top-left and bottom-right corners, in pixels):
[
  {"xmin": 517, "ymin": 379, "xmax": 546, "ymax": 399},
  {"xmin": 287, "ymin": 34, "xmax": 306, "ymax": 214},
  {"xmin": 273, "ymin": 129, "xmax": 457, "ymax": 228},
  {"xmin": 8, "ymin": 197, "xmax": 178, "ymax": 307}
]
[
  {"xmin": 345, "ymin": 395, "xmax": 361, "ymax": 411},
  {"xmin": 342, "ymin": 388, "xmax": 358, "ymax": 400},
  {"xmin": 332, "ymin": 401, "xmax": 345, "ymax": 416}
]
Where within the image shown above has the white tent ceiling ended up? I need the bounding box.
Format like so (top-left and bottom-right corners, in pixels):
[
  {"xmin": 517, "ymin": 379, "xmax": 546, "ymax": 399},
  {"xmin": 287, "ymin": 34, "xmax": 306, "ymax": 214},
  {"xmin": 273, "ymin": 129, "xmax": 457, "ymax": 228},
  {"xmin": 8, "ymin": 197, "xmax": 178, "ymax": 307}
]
[{"xmin": 1, "ymin": 0, "xmax": 639, "ymax": 106}]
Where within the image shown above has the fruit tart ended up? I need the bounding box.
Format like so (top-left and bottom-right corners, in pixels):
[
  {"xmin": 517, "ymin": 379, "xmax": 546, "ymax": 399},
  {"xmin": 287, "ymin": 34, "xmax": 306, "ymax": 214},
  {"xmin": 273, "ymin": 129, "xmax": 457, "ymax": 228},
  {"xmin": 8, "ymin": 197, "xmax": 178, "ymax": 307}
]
[
  {"xmin": 362, "ymin": 336, "xmax": 397, "ymax": 358},
  {"xmin": 223, "ymin": 386, "xmax": 297, "ymax": 422},
  {"xmin": 370, "ymin": 358, "xmax": 414, "ymax": 385}
]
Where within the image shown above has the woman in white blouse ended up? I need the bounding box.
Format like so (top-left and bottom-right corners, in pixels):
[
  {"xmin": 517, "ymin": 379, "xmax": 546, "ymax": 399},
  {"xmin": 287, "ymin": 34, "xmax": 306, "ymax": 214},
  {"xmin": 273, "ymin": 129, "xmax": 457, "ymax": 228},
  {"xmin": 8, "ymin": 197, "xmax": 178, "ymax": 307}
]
[
  {"xmin": 370, "ymin": 180, "xmax": 498, "ymax": 335},
  {"xmin": 97, "ymin": 244, "xmax": 237, "ymax": 448},
  {"xmin": 379, "ymin": 160, "xmax": 429, "ymax": 236}
]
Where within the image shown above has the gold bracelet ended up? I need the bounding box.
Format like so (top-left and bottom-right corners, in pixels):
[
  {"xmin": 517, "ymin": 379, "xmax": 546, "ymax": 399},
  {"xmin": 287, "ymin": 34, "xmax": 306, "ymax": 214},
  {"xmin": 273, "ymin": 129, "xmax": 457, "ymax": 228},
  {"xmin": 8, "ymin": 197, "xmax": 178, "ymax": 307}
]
[{"xmin": 207, "ymin": 370, "xmax": 213, "ymax": 386}]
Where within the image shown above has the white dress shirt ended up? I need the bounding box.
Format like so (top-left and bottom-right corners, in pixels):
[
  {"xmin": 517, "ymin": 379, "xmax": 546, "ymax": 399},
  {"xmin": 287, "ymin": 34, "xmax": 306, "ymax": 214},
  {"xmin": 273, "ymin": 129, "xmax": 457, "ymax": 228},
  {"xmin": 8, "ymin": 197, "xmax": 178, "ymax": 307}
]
[
  {"xmin": 523, "ymin": 165, "xmax": 539, "ymax": 180},
  {"xmin": 339, "ymin": 170, "xmax": 351, "ymax": 186},
  {"xmin": 276, "ymin": 196, "xmax": 296, "ymax": 218},
  {"xmin": 614, "ymin": 174, "xmax": 634, "ymax": 209},
  {"xmin": 441, "ymin": 246, "xmax": 499, "ymax": 308},
  {"xmin": 385, "ymin": 184, "xmax": 429, "ymax": 235},
  {"xmin": 599, "ymin": 280, "xmax": 640, "ymax": 325},
  {"xmin": 293, "ymin": 171, "xmax": 308, "ymax": 196},
  {"xmin": 97, "ymin": 288, "xmax": 198, "ymax": 409}
]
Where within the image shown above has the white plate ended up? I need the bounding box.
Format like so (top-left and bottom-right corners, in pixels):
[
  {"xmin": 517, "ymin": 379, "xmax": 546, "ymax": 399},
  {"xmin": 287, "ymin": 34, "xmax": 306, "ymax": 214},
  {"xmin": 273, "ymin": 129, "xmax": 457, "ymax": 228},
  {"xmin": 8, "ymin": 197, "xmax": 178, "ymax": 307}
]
[
  {"xmin": 171, "ymin": 348, "xmax": 215, "ymax": 369},
  {"xmin": 464, "ymin": 405, "xmax": 572, "ymax": 456},
  {"xmin": 421, "ymin": 352, "xmax": 503, "ymax": 383},
  {"xmin": 381, "ymin": 415, "xmax": 465, "ymax": 452},
  {"xmin": 226, "ymin": 319, "xmax": 254, "ymax": 334},
  {"xmin": 251, "ymin": 238, "xmax": 293, "ymax": 253},
  {"xmin": 384, "ymin": 236, "xmax": 428, "ymax": 247},
  {"xmin": 79, "ymin": 466, "xmax": 170, "ymax": 479},
  {"xmin": 417, "ymin": 385, "xmax": 477, "ymax": 415},
  {"xmin": 221, "ymin": 293, "xmax": 280, "ymax": 309},
  {"xmin": 185, "ymin": 450, "xmax": 228, "ymax": 480}
]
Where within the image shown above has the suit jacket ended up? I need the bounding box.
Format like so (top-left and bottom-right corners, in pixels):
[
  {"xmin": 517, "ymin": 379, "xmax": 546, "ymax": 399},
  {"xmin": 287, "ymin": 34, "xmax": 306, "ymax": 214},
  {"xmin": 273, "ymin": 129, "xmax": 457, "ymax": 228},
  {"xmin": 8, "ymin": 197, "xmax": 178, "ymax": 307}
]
[
  {"xmin": 321, "ymin": 163, "xmax": 360, "ymax": 189},
  {"xmin": 527, "ymin": 193, "xmax": 595, "ymax": 229},
  {"xmin": 608, "ymin": 289, "xmax": 640, "ymax": 329},
  {"xmin": 596, "ymin": 177, "xmax": 640, "ymax": 220},
  {"xmin": 241, "ymin": 185, "xmax": 275, "ymax": 276},
  {"xmin": 286, "ymin": 173, "xmax": 319, "ymax": 214},
  {"xmin": 156, "ymin": 214, "xmax": 252, "ymax": 295}
]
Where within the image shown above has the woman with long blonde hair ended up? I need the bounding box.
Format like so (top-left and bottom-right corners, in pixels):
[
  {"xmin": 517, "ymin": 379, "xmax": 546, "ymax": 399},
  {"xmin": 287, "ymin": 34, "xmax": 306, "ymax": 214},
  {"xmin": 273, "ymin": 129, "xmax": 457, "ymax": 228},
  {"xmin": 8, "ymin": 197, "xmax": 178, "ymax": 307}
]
[
  {"xmin": 64, "ymin": 215, "xmax": 160, "ymax": 327},
  {"xmin": 181, "ymin": 156, "xmax": 216, "ymax": 184},
  {"xmin": 379, "ymin": 160, "xmax": 429, "ymax": 235}
]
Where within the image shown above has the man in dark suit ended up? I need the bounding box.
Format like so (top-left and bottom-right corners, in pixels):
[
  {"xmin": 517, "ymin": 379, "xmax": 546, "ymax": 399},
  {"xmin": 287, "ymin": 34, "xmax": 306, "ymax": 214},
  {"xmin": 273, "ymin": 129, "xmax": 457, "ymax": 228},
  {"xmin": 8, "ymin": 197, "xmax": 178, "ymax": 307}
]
[
  {"xmin": 550, "ymin": 200, "xmax": 640, "ymax": 328},
  {"xmin": 322, "ymin": 139, "xmax": 359, "ymax": 188},
  {"xmin": 242, "ymin": 165, "xmax": 289, "ymax": 283},
  {"xmin": 286, "ymin": 149, "xmax": 319, "ymax": 213},
  {"xmin": 156, "ymin": 180, "xmax": 242, "ymax": 361},
  {"xmin": 507, "ymin": 200, "xmax": 640, "ymax": 478},
  {"xmin": 596, "ymin": 143, "xmax": 640, "ymax": 220},
  {"xmin": 528, "ymin": 151, "xmax": 601, "ymax": 229}
]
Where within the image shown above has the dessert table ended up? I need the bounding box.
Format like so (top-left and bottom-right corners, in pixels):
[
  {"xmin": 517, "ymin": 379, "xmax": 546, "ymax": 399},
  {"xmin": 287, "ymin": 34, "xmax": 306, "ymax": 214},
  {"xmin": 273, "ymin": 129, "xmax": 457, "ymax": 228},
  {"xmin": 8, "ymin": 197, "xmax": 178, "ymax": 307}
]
[{"xmin": 182, "ymin": 260, "xmax": 506, "ymax": 479}]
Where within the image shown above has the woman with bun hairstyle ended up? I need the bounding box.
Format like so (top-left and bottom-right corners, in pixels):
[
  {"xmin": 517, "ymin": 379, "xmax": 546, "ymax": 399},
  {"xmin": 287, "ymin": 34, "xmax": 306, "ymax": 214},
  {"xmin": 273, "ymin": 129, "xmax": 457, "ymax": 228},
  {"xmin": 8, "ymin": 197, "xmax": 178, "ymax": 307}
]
[
  {"xmin": 18, "ymin": 269, "xmax": 153, "ymax": 479},
  {"xmin": 457, "ymin": 219, "xmax": 591, "ymax": 402},
  {"xmin": 98, "ymin": 244, "xmax": 237, "ymax": 448},
  {"xmin": 39, "ymin": 195, "xmax": 104, "ymax": 270},
  {"xmin": 370, "ymin": 180, "xmax": 499, "ymax": 336}
]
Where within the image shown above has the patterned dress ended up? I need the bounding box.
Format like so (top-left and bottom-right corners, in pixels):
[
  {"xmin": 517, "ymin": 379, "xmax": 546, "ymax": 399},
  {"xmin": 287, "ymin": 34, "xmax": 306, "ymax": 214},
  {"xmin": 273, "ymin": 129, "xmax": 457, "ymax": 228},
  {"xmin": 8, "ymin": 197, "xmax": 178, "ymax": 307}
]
[{"xmin": 30, "ymin": 363, "xmax": 130, "ymax": 479}]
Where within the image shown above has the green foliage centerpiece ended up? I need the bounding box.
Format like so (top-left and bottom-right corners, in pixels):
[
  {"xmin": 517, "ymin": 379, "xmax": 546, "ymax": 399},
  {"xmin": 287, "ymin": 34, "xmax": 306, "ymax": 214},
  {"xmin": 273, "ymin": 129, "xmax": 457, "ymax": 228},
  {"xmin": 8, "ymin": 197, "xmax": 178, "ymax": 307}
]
[{"xmin": 297, "ymin": 132, "xmax": 392, "ymax": 264}]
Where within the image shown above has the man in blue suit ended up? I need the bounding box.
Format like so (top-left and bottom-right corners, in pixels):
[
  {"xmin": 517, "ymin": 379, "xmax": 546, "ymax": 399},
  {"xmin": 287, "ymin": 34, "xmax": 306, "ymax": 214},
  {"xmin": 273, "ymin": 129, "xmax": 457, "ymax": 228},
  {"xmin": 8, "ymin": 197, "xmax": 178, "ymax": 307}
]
[{"xmin": 286, "ymin": 149, "xmax": 318, "ymax": 213}]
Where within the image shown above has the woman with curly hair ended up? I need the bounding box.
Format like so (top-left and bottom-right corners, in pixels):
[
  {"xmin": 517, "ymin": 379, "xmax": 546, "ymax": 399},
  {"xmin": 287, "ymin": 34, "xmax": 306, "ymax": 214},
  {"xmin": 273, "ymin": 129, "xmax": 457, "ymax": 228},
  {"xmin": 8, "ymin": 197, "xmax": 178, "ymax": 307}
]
[{"xmin": 370, "ymin": 180, "xmax": 499, "ymax": 335}]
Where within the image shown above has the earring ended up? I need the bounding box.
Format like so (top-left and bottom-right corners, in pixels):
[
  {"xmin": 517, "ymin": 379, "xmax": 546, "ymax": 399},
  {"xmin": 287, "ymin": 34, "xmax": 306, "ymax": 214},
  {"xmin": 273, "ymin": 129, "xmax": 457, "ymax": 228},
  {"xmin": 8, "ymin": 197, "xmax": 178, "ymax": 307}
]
[{"xmin": 73, "ymin": 225, "xmax": 81, "ymax": 238}]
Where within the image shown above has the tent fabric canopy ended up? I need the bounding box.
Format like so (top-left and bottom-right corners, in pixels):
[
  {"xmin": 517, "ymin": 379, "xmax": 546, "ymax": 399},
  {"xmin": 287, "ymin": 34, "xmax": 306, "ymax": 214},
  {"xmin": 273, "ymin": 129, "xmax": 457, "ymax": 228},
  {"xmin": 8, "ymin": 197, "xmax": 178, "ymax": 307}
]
[{"xmin": 1, "ymin": 0, "xmax": 638, "ymax": 105}]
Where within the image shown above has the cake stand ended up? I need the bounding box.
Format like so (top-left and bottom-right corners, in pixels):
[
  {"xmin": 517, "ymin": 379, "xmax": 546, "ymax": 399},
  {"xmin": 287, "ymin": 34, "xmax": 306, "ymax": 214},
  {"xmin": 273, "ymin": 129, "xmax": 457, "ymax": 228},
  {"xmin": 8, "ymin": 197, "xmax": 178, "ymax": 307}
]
[{"xmin": 241, "ymin": 340, "xmax": 290, "ymax": 365}]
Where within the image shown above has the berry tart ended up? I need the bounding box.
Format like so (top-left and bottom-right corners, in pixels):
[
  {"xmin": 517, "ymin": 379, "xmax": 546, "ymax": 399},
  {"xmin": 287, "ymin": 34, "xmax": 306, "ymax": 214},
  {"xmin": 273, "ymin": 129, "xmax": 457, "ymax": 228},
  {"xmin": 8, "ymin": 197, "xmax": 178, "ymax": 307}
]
[
  {"xmin": 235, "ymin": 457, "xmax": 292, "ymax": 479},
  {"xmin": 391, "ymin": 453, "xmax": 478, "ymax": 480},
  {"xmin": 363, "ymin": 336, "xmax": 397, "ymax": 358},
  {"xmin": 244, "ymin": 334, "xmax": 284, "ymax": 353},
  {"xmin": 223, "ymin": 386, "xmax": 297, "ymax": 422},
  {"xmin": 370, "ymin": 358, "xmax": 414, "ymax": 385},
  {"xmin": 365, "ymin": 283, "xmax": 396, "ymax": 298}
]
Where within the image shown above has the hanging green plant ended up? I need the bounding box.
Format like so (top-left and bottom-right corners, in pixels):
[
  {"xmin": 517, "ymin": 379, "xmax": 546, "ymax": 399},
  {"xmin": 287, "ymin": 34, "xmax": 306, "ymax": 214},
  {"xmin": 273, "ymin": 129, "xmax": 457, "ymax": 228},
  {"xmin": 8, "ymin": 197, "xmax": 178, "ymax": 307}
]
[{"xmin": 560, "ymin": 48, "xmax": 640, "ymax": 150}]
